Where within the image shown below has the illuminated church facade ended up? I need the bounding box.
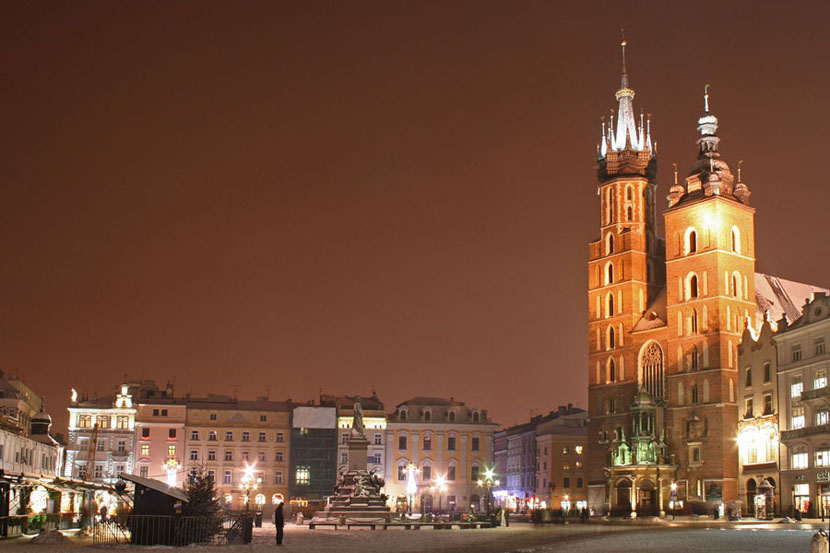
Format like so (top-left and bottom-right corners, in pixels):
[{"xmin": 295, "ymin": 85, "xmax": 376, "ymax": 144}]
[{"xmin": 585, "ymin": 40, "xmax": 813, "ymax": 515}]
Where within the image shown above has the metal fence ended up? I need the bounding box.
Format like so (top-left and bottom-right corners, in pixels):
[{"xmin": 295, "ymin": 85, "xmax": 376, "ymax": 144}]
[{"xmin": 92, "ymin": 512, "xmax": 253, "ymax": 547}]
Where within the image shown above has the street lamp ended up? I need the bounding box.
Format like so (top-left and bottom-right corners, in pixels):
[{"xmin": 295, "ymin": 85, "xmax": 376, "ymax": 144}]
[
  {"xmin": 476, "ymin": 467, "xmax": 499, "ymax": 515},
  {"xmin": 239, "ymin": 462, "xmax": 260, "ymax": 511},
  {"xmin": 405, "ymin": 463, "xmax": 419, "ymax": 514},
  {"xmin": 670, "ymin": 482, "xmax": 678, "ymax": 520},
  {"xmin": 433, "ymin": 474, "xmax": 448, "ymax": 514}
]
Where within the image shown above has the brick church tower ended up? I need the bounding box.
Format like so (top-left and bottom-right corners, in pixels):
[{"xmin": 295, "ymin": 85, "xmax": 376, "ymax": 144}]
[
  {"xmin": 586, "ymin": 42, "xmax": 755, "ymax": 514},
  {"xmin": 663, "ymin": 88, "xmax": 755, "ymax": 504}
]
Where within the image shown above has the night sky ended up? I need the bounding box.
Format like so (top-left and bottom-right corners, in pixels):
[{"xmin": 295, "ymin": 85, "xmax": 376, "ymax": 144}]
[{"xmin": 2, "ymin": 1, "xmax": 829, "ymax": 434}]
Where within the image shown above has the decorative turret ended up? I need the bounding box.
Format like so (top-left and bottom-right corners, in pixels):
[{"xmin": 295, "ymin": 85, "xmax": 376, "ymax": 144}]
[
  {"xmin": 671, "ymin": 85, "xmax": 750, "ymax": 207},
  {"xmin": 596, "ymin": 36, "xmax": 656, "ymax": 181}
]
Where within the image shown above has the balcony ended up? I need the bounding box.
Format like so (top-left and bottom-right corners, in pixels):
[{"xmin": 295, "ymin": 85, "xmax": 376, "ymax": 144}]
[
  {"xmin": 781, "ymin": 422, "xmax": 830, "ymax": 441},
  {"xmin": 799, "ymin": 386, "xmax": 830, "ymax": 407}
]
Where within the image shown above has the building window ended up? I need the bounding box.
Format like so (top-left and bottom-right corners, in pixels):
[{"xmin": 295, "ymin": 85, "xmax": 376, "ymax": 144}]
[
  {"xmin": 792, "ymin": 449, "xmax": 808, "ymax": 469},
  {"xmin": 816, "ymin": 338, "xmax": 826, "ymax": 356},
  {"xmin": 225, "ymin": 432, "xmax": 234, "ymax": 441},
  {"xmin": 816, "ymin": 449, "xmax": 830, "ymax": 467},
  {"xmin": 563, "ymin": 477, "xmax": 571, "ymax": 488},
  {"xmin": 242, "ymin": 432, "xmax": 250, "ymax": 442},
  {"xmin": 374, "ymin": 434, "xmax": 382, "ymax": 445},
  {"xmin": 763, "ymin": 362, "xmax": 771, "ymax": 383},
  {"xmin": 608, "ymin": 397, "xmax": 616, "ymax": 414},
  {"xmin": 792, "ymin": 345, "xmax": 802, "ymax": 362},
  {"xmin": 276, "ymin": 432, "xmax": 285, "ymax": 443},
  {"xmin": 116, "ymin": 416, "xmax": 129, "ymax": 429},
  {"xmin": 447, "ymin": 436, "xmax": 457, "ymax": 451},
  {"xmin": 191, "ymin": 430, "xmax": 200, "ymax": 441},
  {"xmin": 763, "ymin": 394, "xmax": 773, "ymax": 415},
  {"xmin": 606, "ymin": 232, "xmax": 614, "ymax": 255},
  {"xmin": 687, "ymin": 274, "xmax": 699, "ymax": 299},
  {"xmin": 168, "ymin": 445, "xmax": 176, "ymax": 457},
  {"xmin": 423, "ymin": 410, "xmax": 431, "ymax": 421},
  {"xmin": 449, "ymin": 410, "xmax": 456, "ymax": 422},
  {"xmin": 190, "ymin": 450, "xmax": 198, "ymax": 461},
  {"xmin": 398, "ymin": 436, "xmax": 408, "ymax": 450},
  {"xmin": 731, "ymin": 226, "xmax": 740, "ymax": 253},
  {"xmin": 606, "ymin": 293, "xmax": 614, "ymax": 317},
  {"xmin": 372, "ymin": 453, "xmax": 382, "ymax": 465},
  {"xmin": 423, "ymin": 436, "xmax": 432, "ymax": 451},
  {"xmin": 792, "ymin": 407, "xmax": 805, "ymax": 429},
  {"xmin": 744, "ymin": 399, "xmax": 754, "ymax": 419},
  {"xmin": 577, "ymin": 477, "xmax": 583, "ymax": 488},
  {"xmin": 575, "ymin": 445, "xmax": 583, "ymax": 455},
  {"xmin": 296, "ymin": 466, "xmax": 310, "ymax": 486},
  {"xmin": 242, "ymin": 451, "xmax": 249, "ymax": 461},
  {"xmin": 224, "ymin": 450, "xmax": 233, "ymax": 462},
  {"xmin": 210, "ymin": 413, "xmax": 217, "ymax": 421},
  {"xmin": 341, "ymin": 433, "xmax": 349, "ymax": 445},
  {"xmin": 260, "ymin": 415, "xmax": 267, "ymax": 422},
  {"xmin": 97, "ymin": 441, "xmax": 105, "ymax": 451},
  {"xmin": 563, "ymin": 462, "xmax": 571, "ymax": 470},
  {"xmin": 691, "ymin": 446, "xmax": 701, "ymax": 464},
  {"xmin": 209, "ymin": 431, "xmax": 217, "ymax": 441},
  {"xmin": 471, "ymin": 437, "xmax": 480, "ymax": 452},
  {"xmin": 141, "ymin": 444, "xmax": 150, "ymax": 456},
  {"xmin": 562, "ymin": 446, "xmax": 570, "ymax": 455},
  {"xmin": 258, "ymin": 432, "xmax": 266, "ymax": 442},
  {"xmin": 275, "ymin": 471, "xmax": 284, "ymax": 484},
  {"xmin": 818, "ymin": 411, "xmax": 829, "ymax": 426},
  {"xmin": 422, "ymin": 465, "xmax": 432, "ymax": 481},
  {"xmin": 605, "ymin": 263, "xmax": 614, "ymax": 285},
  {"xmin": 791, "ymin": 377, "xmax": 803, "ymax": 398},
  {"xmin": 691, "ymin": 384, "xmax": 699, "ymax": 404},
  {"xmin": 207, "ymin": 470, "xmax": 215, "ymax": 481},
  {"xmin": 745, "ymin": 367, "xmax": 752, "ymax": 387},
  {"xmin": 816, "ymin": 369, "xmax": 828, "ymax": 390},
  {"xmin": 139, "ymin": 466, "xmax": 148, "ymax": 478},
  {"xmin": 153, "ymin": 409, "xmax": 159, "ymax": 417},
  {"xmin": 117, "ymin": 440, "xmax": 126, "ymax": 453},
  {"xmin": 257, "ymin": 451, "xmax": 265, "ymax": 462},
  {"xmin": 397, "ymin": 465, "xmax": 407, "ymax": 481},
  {"xmin": 275, "ymin": 451, "xmax": 284, "ymax": 462},
  {"xmin": 97, "ymin": 415, "xmax": 110, "ymax": 428},
  {"xmin": 685, "ymin": 228, "xmax": 697, "ymax": 255},
  {"xmin": 169, "ymin": 428, "xmax": 177, "ymax": 439},
  {"xmin": 142, "ymin": 427, "xmax": 150, "ymax": 438},
  {"xmin": 470, "ymin": 466, "xmax": 480, "ymax": 481},
  {"xmin": 224, "ymin": 470, "xmax": 232, "ymax": 485},
  {"xmin": 447, "ymin": 465, "xmax": 457, "ymax": 481},
  {"xmin": 94, "ymin": 465, "xmax": 103, "ymax": 479},
  {"xmin": 340, "ymin": 452, "xmax": 348, "ymax": 465},
  {"xmin": 399, "ymin": 411, "xmax": 407, "ymax": 421},
  {"xmin": 608, "ymin": 326, "xmax": 615, "ymax": 349},
  {"xmin": 208, "ymin": 450, "xmax": 216, "ymax": 461},
  {"xmin": 78, "ymin": 414, "xmax": 91, "ymax": 428}
]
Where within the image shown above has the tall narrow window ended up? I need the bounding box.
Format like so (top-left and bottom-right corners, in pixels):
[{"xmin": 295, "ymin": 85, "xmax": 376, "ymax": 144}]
[
  {"xmin": 606, "ymin": 294, "xmax": 614, "ymax": 317},
  {"xmin": 627, "ymin": 206, "xmax": 633, "ymax": 221},
  {"xmin": 609, "ymin": 359, "xmax": 616, "ymax": 383},
  {"xmin": 689, "ymin": 275, "xmax": 699, "ymax": 299},
  {"xmin": 691, "ymin": 309, "xmax": 699, "ymax": 333},
  {"xmin": 626, "ymin": 185, "xmax": 633, "ymax": 201},
  {"xmin": 745, "ymin": 367, "xmax": 752, "ymax": 387},
  {"xmin": 685, "ymin": 229, "xmax": 698, "ymax": 255},
  {"xmin": 606, "ymin": 233, "xmax": 614, "ymax": 255},
  {"xmin": 639, "ymin": 342, "xmax": 665, "ymax": 399},
  {"xmin": 608, "ymin": 326, "xmax": 615, "ymax": 349},
  {"xmin": 731, "ymin": 226, "xmax": 741, "ymax": 253},
  {"xmin": 605, "ymin": 263, "xmax": 614, "ymax": 285}
]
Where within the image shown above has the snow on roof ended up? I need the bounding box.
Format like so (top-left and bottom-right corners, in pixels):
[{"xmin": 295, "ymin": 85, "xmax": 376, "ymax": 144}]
[
  {"xmin": 754, "ymin": 273, "xmax": 829, "ymax": 323},
  {"xmin": 122, "ymin": 473, "xmax": 189, "ymax": 502}
]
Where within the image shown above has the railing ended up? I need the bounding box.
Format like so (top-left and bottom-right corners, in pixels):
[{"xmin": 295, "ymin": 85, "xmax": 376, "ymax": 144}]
[{"xmin": 91, "ymin": 512, "xmax": 253, "ymax": 547}]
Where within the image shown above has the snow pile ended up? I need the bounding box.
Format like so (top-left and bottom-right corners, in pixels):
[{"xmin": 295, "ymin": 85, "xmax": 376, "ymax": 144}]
[{"xmin": 29, "ymin": 529, "xmax": 69, "ymax": 544}]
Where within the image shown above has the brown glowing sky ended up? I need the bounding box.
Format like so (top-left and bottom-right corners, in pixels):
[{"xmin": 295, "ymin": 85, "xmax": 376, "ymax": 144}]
[{"xmin": 2, "ymin": 1, "xmax": 829, "ymax": 434}]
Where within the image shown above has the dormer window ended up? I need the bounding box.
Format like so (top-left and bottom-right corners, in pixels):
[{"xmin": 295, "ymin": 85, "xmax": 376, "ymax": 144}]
[
  {"xmin": 423, "ymin": 410, "xmax": 431, "ymax": 422},
  {"xmin": 399, "ymin": 410, "xmax": 407, "ymax": 421}
]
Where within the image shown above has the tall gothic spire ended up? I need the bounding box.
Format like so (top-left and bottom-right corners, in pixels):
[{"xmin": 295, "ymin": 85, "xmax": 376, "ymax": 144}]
[{"xmin": 598, "ymin": 35, "xmax": 652, "ymax": 158}]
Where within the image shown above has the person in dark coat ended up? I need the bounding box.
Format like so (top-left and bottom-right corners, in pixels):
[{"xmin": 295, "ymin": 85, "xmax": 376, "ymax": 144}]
[{"xmin": 274, "ymin": 502, "xmax": 285, "ymax": 545}]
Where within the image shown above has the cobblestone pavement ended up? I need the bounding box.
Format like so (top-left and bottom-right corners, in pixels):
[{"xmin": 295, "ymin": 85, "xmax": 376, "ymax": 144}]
[{"xmin": 2, "ymin": 522, "xmax": 823, "ymax": 552}]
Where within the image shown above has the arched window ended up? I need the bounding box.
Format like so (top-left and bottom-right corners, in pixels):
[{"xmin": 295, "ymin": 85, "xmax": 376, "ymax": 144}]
[
  {"xmin": 423, "ymin": 434, "xmax": 432, "ymax": 451},
  {"xmin": 685, "ymin": 228, "xmax": 698, "ymax": 255},
  {"xmin": 639, "ymin": 341, "xmax": 664, "ymax": 398},
  {"xmin": 605, "ymin": 262, "xmax": 614, "ymax": 285},
  {"xmin": 691, "ymin": 309, "xmax": 699, "ymax": 333},
  {"xmin": 448, "ymin": 411, "xmax": 456, "ymax": 422},
  {"xmin": 472, "ymin": 412, "xmax": 480, "ymax": 423},
  {"xmin": 626, "ymin": 206, "xmax": 633, "ymax": 221},
  {"xmin": 687, "ymin": 274, "xmax": 699, "ymax": 299},
  {"xmin": 690, "ymin": 345, "xmax": 699, "ymax": 370},
  {"xmin": 399, "ymin": 410, "xmax": 407, "ymax": 421},
  {"xmin": 731, "ymin": 226, "xmax": 741, "ymax": 253},
  {"xmin": 606, "ymin": 293, "xmax": 615, "ymax": 317},
  {"xmin": 608, "ymin": 326, "xmax": 616, "ymax": 350},
  {"xmin": 423, "ymin": 410, "xmax": 431, "ymax": 422},
  {"xmin": 691, "ymin": 383, "xmax": 699, "ymax": 404},
  {"xmin": 606, "ymin": 233, "xmax": 615, "ymax": 255},
  {"xmin": 609, "ymin": 359, "xmax": 616, "ymax": 383},
  {"xmin": 626, "ymin": 185, "xmax": 633, "ymax": 201}
]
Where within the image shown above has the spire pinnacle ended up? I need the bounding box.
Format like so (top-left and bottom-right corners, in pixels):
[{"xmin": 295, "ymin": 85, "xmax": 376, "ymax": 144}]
[
  {"xmin": 620, "ymin": 29, "xmax": 628, "ymax": 89},
  {"xmin": 737, "ymin": 160, "xmax": 743, "ymax": 182},
  {"xmin": 704, "ymin": 83, "xmax": 710, "ymax": 113},
  {"xmin": 672, "ymin": 163, "xmax": 678, "ymax": 185}
]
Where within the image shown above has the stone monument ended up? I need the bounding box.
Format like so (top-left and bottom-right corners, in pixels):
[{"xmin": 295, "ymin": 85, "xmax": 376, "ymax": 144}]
[{"xmin": 320, "ymin": 397, "xmax": 391, "ymax": 521}]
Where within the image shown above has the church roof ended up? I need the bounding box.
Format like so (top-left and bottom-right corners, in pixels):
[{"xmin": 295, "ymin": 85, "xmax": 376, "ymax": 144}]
[
  {"xmin": 755, "ymin": 273, "xmax": 829, "ymax": 324},
  {"xmin": 632, "ymin": 287, "xmax": 667, "ymax": 332}
]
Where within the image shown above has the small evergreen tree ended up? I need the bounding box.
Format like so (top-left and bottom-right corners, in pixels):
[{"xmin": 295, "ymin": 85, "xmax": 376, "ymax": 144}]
[{"xmin": 182, "ymin": 464, "xmax": 224, "ymax": 542}]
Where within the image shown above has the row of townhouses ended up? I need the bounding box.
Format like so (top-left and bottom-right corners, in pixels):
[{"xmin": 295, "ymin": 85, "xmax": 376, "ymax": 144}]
[
  {"xmin": 738, "ymin": 292, "xmax": 830, "ymax": 518},
  {"xmin": 64, "ymin": 384, "xmax": 499, "ymax": 515}
]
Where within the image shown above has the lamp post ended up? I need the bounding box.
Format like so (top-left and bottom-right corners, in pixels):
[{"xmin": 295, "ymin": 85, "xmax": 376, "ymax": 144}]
[
  {"xmin": 405, "ymin": 463, "xmax": 419, "ymax": 514},
  {"xmin": 477, "ymin": 467, "xmax": 499, "ymax": 515},
  {"xmin": 670, "ymin": 482, "xmax": 678, "ymax": 520},
  {"xmin": 434, "ymin": 474, "xmax": 447, "ymax": 514},
  {"xmin": 239, "ymin": 463, "xmax": 259, "ymax": 512}
]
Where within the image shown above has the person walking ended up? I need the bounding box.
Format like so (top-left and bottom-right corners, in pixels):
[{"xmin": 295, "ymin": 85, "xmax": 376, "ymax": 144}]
[{"xmin": 274, "ymin": 502, "xmax": 285, "ymax": 545}]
